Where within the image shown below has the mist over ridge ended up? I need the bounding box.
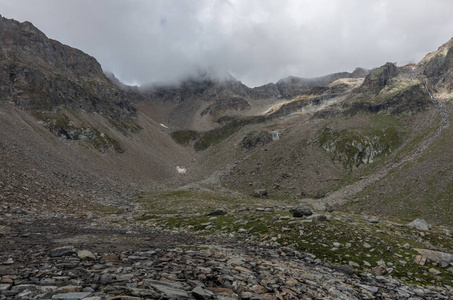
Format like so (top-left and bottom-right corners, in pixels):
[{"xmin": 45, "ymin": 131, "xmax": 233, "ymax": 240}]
[{"xmin": 1, "ymin": 0, "xmax": 453, "ymax": 87}]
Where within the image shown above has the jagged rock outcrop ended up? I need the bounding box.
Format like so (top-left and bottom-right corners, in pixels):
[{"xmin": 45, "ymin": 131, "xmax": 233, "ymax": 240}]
[
  {"xmin": 0, "ymin": 16, "xmax": 138, "ymax": 121},
  {"xmin": 417, "ymin": 37, "xmax": 453, "ymax": 93},
  {"xmin": 345, "ymin": 83, "xmax": 433, "ymax": 116},
  {"xmin": 356, "ymin": 62, "xmax": 400, "ymax": 95}
]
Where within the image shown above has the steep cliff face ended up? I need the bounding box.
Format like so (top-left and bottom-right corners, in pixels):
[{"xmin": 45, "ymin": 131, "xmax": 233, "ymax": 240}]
[
  {"xmin": 417, "ymin": 37, "xmax": 453, "ymax": 93},
  {"xmin": 0, "ymin": 16, "xmax": 138, "ymax": 121}
]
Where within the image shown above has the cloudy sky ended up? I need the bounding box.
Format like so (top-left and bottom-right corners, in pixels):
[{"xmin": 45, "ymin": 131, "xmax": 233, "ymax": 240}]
[{"xmin": 1, "ymin": 0, "xmax": 453, "ymax": 87}]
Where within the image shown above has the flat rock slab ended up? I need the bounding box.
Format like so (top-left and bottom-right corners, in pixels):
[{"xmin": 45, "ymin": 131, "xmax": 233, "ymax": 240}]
[
  {"xmin": 50, "ymin": 246, "xmax": 76, "ymax": 257},
  {"xmin": 145, "ymin": 279, "xmax": 190, "ymax": 299},
  {"xmin": 414, "ymin": 248, "xmax": 453, "ymax": 268},
  {"xmin": 191, "ymin": 286, "xmax": 214, "ymax": 299},
  {"xmin": 51, "ymin": 292, "xmax": 92, "ymax": 299}
]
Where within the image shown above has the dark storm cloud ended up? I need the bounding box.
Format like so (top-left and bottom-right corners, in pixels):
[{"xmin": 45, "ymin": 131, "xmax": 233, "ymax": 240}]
[{"xmin": 1, "ymin": 0, "xmax": 453, "ymax": 87}]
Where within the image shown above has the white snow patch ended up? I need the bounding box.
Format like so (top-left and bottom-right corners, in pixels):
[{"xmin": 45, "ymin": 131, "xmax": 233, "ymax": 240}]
[{"xmin": 176, "ymin": 166, "xmax": 187, "ymax": 175}]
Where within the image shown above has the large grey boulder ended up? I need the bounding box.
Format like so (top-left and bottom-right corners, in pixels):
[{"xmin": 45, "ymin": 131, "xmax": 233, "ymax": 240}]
[
  {"xmin": 252, "ymin": 189, "xmax": 268, "ymax": 198},
  {"xmin": 407, "ymin": 218, "xmax": 431, "ymax": 231},
  {"xmin": 290, "ymin": 204, "xmax": 313, "ymax": 217}
]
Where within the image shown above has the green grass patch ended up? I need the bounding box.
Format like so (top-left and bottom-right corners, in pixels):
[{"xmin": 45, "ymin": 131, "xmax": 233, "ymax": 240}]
[
  {"xmin": 318, "ymin": 120, "xmax": 405, "ymax": 171},
  {"xmin": 194, "ymin": 116, "xmax": 266, "ymax": 151},
  {"xmin": 171, "ymin": 130, "xmax": 199, "ymax": 146}
]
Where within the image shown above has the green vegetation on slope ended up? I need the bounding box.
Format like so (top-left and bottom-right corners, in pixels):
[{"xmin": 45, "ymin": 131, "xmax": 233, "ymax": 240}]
[
  {"xmin": 318, "ymin": 115, "xmax": 405, "ymax": 170},
  {"xmin": 31, "ymin": 109, "xmax": 124, "ymax": 153},
  {"xmin": 194, "ymin": 116, "xmax": 266, "ymax": 151},
  {"xmin": 171, "ymin": 130, "xmax": 199, "ymax": 146}
]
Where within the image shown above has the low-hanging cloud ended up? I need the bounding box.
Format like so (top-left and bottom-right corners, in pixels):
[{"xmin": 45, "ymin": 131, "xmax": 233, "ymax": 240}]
[{"xmin": 1, "ymin": 0, "xmax": 453, "ymax": 87}]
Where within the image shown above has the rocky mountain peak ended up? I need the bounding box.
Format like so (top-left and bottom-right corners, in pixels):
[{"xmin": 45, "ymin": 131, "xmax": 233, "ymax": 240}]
[
  {"xmin": 357, "ymin": 62, "xmax": 399, "ymax": 95},
  {"xmin": 419, "ymin": 37, "xmax": 453, "ymax": 64},
  {"xmin": 0, "ymin": 15, "xmax": 137, "ymax": 119},
  {"xmin": 417, "ymin": 37, "xmax": 453, "ymax": 93},
  {"xmin": 351, "ymin": 67, "xmax": 369, "ymax": 78}
]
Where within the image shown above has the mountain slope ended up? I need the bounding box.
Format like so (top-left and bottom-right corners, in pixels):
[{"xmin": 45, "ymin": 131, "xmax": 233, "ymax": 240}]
[
  {"xmin": 0, "ymin": 16, "xmax": 196, "ymax": 215},
  {"xmin": 216, "ymin": 57, "xmax": 451, "ymax": 224}
]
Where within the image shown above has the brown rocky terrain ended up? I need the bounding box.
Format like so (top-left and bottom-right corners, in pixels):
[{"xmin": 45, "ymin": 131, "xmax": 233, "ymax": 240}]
[{"xmin": 1, "ymin": 15, "xmax": 453, "ymax": 299}]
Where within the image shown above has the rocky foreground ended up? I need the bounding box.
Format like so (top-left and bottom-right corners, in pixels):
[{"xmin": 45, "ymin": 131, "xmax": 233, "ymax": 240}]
[{"xmin": 1, "ymin": 209, "xmax": 452, "ymax": 300}]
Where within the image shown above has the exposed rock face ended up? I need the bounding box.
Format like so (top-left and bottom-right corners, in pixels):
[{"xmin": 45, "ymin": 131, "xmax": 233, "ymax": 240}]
[
  {"xmin": 418, "ymin": 37, "xmax": 453, "ymax": 93},
  {"xmin": 0, "ymin": 16, "xmax": 143, "ymax": 153},
  {"xmin": 240, "ymin": 130, "xmax": 273, "ymax": 149},
  {"xmin": 0, "ymin": 16, "xmax": 138, "ymax": 121},
  {"xmin": 357, "ymin": 62, "xmax": 400, "ymax": 95},
  {"xmin": 346, "ymin": 84, "xmax": 432, "ymax": 116},
  {"xmin": 142, "ymin": 75, "xmax": 253, "ymax": 124}
]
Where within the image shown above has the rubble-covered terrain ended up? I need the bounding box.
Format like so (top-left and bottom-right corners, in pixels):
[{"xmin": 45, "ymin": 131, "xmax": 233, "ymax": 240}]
[{"xmin": 1, "ymin": 203, "xmax": 453, "ymax": 300}]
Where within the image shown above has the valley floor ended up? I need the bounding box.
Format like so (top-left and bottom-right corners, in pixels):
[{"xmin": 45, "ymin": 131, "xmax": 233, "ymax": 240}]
[{"xmin": 1, "ymin": 192, "xmax": 453, "ymax": 300}]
